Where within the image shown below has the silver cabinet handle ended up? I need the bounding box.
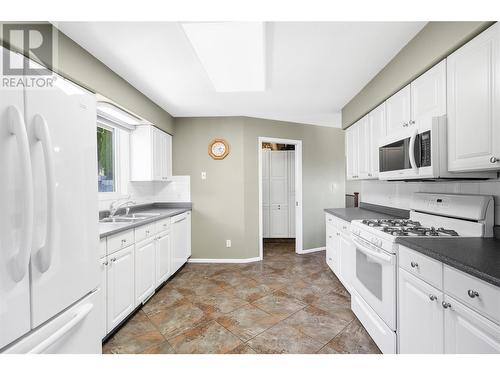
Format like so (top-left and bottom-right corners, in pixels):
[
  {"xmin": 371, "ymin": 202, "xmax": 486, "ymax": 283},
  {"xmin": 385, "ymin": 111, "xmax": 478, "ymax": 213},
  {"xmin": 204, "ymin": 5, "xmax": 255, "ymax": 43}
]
[
  {"xmin": 467, "ymin": 290, "xmax": 479, "ymax": 298},
  {"xmin": 490, "ymin": 157, "xmax": 499, "ymax": 163},
  {"xmin": 146, "ymin": 230, "xmax": 150, "ymax": 235},
  {"xmin": 442, "ymin": 301, "xmax": 451, "ymax": 309},
  {"xmin": 403, "ymin": 123, "xmax": 409, "ymax": 127},
  {"xmin": 102, "ymin": 260, "xmax": 108, "ymax": 266},
  {"xmin": 429, "ymin": 294, "xmax": 437, "ymax": 301},
  {"xmin": 121, "ymin": 239, "xmax": 127, "ymax": 244},
  {"xmin": 410, "ymin": 261, "xmax": 419, "ymax": 268},
  {"xmin": 110, "ymin": 257, "xmax": 117, "ymax": 263},
  {"xmin": 409, "ymin": 120, "xmax": 415, "ymax": 125}
]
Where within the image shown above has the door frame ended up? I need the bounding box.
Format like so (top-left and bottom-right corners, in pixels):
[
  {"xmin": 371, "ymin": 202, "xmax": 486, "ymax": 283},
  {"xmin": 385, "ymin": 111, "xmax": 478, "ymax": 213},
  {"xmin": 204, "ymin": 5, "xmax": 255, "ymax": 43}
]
[{"xmin": 258, "ymin": 137, "xmax": 303, "ymax": 259}]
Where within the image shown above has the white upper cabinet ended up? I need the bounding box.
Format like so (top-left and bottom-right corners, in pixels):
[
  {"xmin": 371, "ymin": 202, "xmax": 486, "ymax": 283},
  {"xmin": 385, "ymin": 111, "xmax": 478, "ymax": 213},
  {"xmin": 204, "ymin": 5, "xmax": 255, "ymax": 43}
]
[
  {"xmin": 357, "ymin": 116, "xmax": 370, "ymax": 179},
  {"xmin": 345, "ymin": 121, "xmax": 359, "ymax": 180},
  {"xmin": 447, "ymin": 23, "xmax": 500, "ymax": 172},
  {"xmin": 130, "ymin": 125, "xmax": 172, "ymax": 181},
  {"xmin": 367, "ymin": 102, "xmax": 386, "ymax": 177},
  {"xmin": 386, "ymin": 84, "xmax": 411, "ymax": 134},
  {"xmin": 411, "ymin": 60, "xmax": 447, "ymax": 130}
]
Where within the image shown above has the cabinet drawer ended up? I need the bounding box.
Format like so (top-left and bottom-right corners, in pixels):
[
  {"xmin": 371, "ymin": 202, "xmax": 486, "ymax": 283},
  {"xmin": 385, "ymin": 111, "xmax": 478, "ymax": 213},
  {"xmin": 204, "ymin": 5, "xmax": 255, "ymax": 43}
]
[
  {"xmin": 135, "ymin": 223, "xmax": 156, "ymax": 243},
  {"xmin": 399, "ymin": 246, "xmax": 443, "ymax": 289},
  {"xmin": 444, "ymin": 266, "xmax": 500, "ymax": 325},
  {"xmin": 107, "ymin": 229, "xmax": 134, "ymax": 255},
  {"xmin": 100, "ymin": 237, "xmax": 107, "ymax": 258},
  {"xmin": 156, "ymin": 218, "xmax": 171, "ymax": 233}
]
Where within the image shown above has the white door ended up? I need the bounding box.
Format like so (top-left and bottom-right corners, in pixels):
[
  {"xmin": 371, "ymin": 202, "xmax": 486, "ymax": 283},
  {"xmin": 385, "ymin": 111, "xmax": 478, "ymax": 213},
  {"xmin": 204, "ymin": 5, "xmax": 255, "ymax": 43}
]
[
  {"xmin": 100, "ymin": 258, "xmax": 108, "ymax": 338},
  {"xmin": 186, "ymin": 211, "xmax": 191, "ymax": 258},
  {"xmin": 332, "ymin": 231, "xmax": 341, "ymax": 277},
  {"xmin": 339, "ymin": 233, "xmax": 354, "ymax": 293},
  {"xmin": 155, "ymin": 231, "xmax": 171, "ymax": 286},
  {"xmin": 398, "ymin": 269, "xmax": 444, "ymax": 354},
  {"xmin": 262, "ymin": 149, "xmax": 270, "ymax": 237},
  {"xmin": 325, "ymin": 223, "xmax": 336, "ymax": 271},
  {"xmin": 172, "ymin": 213, "xmax": 188, "ymax": 274},
  {"xmin": 135, "ymin": 238, "xmax": 156, "ymax": 305},
  {"xmin": 0, "ymin": 47, "xmax": 32, "ymax": 349},
  {"xmin": 346, "ymin": 122, "xmax": 359, "ymax": 180},
  {"xmin": 25, "ymin": 74, "xmax": 100, "ymax": 328},
  {"xmin": 107, "ymin": 245, "xmax": 135, "ymax": 332},
  {"xmin": 152, "ymin": 127, "xmax": 163, "ymax": 181},
  {"xmin": 165, "ymin": 133, "xmax": 172, "ymax": 178},
  {"xmin": 368, "ymin": 102, "xmax": 386, "ymax": 177},
  {"xmin": 357, "ymin": 116, "xmax": 370, "ymax": 179},
  {"xmin": 444, "ymin": 296, "xmax": 500, "ymax": 353},
  {"xmin": 447, "ymin": 23, "xmax": 500, "ymax": 172},
  {"xmin": 269, "ymin": 151, "xmax": 289, "ymax": 237},
  {"xmin": 386, "ymin": 85, "xmax": 411, "ymax": 134},
  {"xmin": 411, "ymin": 60, "xmax": 446, "ymax": 131}
]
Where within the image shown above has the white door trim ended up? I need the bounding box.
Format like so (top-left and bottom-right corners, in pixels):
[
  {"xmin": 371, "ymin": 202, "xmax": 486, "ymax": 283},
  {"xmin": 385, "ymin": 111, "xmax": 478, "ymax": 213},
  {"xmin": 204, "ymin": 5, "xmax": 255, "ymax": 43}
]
[{"xmin": 258, "ymin": 137, "xmax": 303, "ymax": 260}]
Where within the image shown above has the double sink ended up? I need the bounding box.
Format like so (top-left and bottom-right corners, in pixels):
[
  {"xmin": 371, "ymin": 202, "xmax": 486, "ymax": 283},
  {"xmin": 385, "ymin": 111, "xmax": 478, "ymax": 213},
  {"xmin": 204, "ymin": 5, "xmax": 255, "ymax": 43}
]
[{"xmin": 100, "ymin": 212, "xmax": 162, "ymax": 224}]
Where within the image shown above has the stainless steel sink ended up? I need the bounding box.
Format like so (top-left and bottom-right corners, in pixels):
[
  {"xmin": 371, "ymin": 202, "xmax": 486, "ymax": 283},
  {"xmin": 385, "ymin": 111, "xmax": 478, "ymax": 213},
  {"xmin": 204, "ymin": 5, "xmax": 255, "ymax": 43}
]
[{"xmin": 99, "ymin": 212, "xmax": 161, "ymax": 224}]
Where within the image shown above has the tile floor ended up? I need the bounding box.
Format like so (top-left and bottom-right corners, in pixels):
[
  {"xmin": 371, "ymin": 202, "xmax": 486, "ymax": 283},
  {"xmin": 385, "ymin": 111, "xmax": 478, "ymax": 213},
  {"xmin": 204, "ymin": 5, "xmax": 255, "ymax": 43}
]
[{"xmin": 103, "ymin": 240, "xmax": 381, "ymax": 354}]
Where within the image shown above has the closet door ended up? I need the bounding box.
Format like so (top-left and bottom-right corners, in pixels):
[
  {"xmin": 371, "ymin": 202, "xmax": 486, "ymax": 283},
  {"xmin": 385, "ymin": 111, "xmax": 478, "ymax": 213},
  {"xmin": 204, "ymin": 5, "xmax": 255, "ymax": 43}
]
[
  {"xmin": 269, "ymin": 151, "xmax": 289, "ymax": 237},
  {"xmin": 261, "ymin": 149, "xmax": 270, "ymax": 237}
]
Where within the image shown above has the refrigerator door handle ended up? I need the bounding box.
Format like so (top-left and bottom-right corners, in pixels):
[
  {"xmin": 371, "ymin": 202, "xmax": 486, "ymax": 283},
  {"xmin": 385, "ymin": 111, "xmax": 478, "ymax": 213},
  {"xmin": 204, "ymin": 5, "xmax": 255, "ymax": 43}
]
[
  {"xmin": 7, "ymin": 106, "xmax": 34, "ymax": 282},
  {"xmin": 33, "ymin": 114, "xmax": 57, "ymax": 273},
  {"xmin": 28, "ymin": 303, "xmax": 93, "ymax": 354}
]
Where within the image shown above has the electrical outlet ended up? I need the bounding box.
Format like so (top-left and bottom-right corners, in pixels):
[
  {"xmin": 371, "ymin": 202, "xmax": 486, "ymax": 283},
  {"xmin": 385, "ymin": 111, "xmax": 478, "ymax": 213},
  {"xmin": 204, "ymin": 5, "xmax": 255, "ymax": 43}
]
[
  {"xmin": 201, "ymin": 171, "xmax": 207, "ymax": 180},
  {"xmin": 226, "ymin": 240, "xmax": 231, "ymax": 248}
]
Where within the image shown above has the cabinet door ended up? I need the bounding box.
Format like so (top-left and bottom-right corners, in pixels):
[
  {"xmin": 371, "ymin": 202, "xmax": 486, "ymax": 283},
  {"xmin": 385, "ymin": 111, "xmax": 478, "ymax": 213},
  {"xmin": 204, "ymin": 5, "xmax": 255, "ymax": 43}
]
[
  {"xmin": 107, "ymin": 245, "xmax": 135, "ymax": 332},
  {"xmin": 368, "ymin": 102, "xmax": 386, "ymax": 177},
  {"xmin": 172, "ymin": 214, "xmax": 188, "ymax": 274},
  {"xmin": 100, "ymin": 258, "xmax": 108, "ymax": 338},
  {"xmin": 386, "ymin": 85, "xmax": 411, "ymax": 134},
  {"xmin": 270, "ymin": 204, "xmax": 289, "ymax": 238},
  {"xmin": 398, "ymin": 268, "xmax": 444, "ymax": 353},
  {"xmin": 345, "ymin": 122, "xmax": 359, "ymax": 180},
  {"xmin": 332, "ymin": 232, "xmax": 341, "ymax": 276},
  {"xmin": 135, "ymin": 238, "xmax": 156, "ymax": 305},
  {"xmin": 339, "ymin": 233, "xmax": 354, "ymax": 292},
  {"xmin": 357, "ymin": 116, "xmax": 370, "ymax": 179},
  {"xmin": 325, "ymin": 224, "xmax": 336, "ymax": 271},
  {"xmin": 156, "ymin": 232, "xmax": 171, "ymax": 287},
  {"xmin": 444, "ymin": 296, "xmax": 500, "ymax": 353},
  {"xmin": 152, "ymin": 128, "xmax": 163, "ymax": 181},
  {"xmin": 447, "ymin": 23, "xmax": 500, "ymax": 172},
  {"xmin": 411, "ymin": 60, "xmax": 446, "ymax": 130}
]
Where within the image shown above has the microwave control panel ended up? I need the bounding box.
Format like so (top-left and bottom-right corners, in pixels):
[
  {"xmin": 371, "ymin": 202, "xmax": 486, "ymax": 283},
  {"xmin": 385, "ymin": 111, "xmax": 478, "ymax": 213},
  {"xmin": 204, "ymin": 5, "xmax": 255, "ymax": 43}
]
[{"xmin": 419, "ymin": 131, "xmax": 431, "ymax": 167}]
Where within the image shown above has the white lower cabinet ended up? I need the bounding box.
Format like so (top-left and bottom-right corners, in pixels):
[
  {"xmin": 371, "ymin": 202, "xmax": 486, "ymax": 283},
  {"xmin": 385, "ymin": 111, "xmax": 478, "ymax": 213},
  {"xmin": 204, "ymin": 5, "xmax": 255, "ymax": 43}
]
[
  {"xmin": 398, "ymin": 245, "xmax": 500, "ymax": 353},
  {"xmin": 106, "ymin": 245, "xmax": 135, "ymax": 333},
  {"xmin": 444, "ymin": 296, "xmax": 500, "ymax": 354},
  {"xmin": 325, "ymin": 214, "xmax": 354, "ymax": 292},
  {"xmin": 100, "ymin": 211, "xmax": 191, "ymax": 338},
  {"xmin": 134, "ymin": 238, "xmax": 156, "ymax": 306},
  {"xmin": 155, "ymin": 231, "xmax": 172, "ymax": 287},
  {"xmin": 398, "ymin": 268, "xmax": 444, "ymax": 353}
]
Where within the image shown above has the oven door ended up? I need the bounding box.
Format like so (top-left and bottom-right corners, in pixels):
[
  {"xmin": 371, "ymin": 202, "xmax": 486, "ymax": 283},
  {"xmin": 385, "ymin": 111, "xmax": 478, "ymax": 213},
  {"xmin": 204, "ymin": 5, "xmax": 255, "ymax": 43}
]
[
  {"xmin": 378, "ymin": 128, "xmax": 420, "ymax": 180},
  {"xmin": 351, "ymin": 235, "xmax": 396, "ymax": 330}
]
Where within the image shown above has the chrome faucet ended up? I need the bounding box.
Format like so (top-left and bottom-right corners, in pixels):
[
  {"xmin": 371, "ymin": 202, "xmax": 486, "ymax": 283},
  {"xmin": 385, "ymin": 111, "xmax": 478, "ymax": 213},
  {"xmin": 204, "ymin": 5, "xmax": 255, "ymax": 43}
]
[{"xmin": 109, "ymin": 198, "xmax": 136, "ymax": 217}]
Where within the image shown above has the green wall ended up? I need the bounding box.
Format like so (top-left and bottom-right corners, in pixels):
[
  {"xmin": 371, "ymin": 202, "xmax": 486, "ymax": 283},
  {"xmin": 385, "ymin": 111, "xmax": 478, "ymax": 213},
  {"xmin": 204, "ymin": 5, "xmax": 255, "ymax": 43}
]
[
  {"xmin": 173, "ymin": 117, "xmax": 345, "ymax": 260},
  {"xmin": 1, "ymin": 23, "xmax": 174, "ymax": 134},
  {"xmin": 342, "ymin": 21, "xmax": 495, "ymax": 129}
]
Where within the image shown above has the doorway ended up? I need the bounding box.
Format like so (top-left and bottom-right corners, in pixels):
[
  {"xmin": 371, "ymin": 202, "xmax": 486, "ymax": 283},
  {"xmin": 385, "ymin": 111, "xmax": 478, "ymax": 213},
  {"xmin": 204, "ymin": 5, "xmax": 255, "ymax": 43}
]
[{"xmin": 258, "ymin": 137, "xmax": 302, "ymax": 259}]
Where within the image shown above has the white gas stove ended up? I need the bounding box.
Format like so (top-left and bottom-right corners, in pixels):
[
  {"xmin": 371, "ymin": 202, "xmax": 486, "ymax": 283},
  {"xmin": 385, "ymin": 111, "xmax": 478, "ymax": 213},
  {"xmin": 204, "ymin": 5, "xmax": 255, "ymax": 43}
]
[{"xmin": 348, "ymin": 193, "xmax": 494, "ymax": 354}]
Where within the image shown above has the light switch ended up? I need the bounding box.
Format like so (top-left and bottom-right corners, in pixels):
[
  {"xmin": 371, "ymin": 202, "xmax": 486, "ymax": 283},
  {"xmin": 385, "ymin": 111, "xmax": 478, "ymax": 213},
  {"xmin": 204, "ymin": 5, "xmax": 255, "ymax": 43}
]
[
  {"xmin": 226, "ymin": 240, "xmax": 231, "ymax": 248},
  {"xmin": 201, "ymin": 171, "xmax": 207, "ymax": 180}
]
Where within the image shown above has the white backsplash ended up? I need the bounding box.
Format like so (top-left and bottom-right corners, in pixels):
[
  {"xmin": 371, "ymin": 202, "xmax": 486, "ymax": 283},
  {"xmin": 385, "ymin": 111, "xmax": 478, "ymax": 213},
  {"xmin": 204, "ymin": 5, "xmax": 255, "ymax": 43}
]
[
  {"xmin": 99, "ymin": 176, "xmax": 191, "ymax": 211},
  {"xmin": 359, "ymin": 178, "xmax": 500, "ymax": 225}
]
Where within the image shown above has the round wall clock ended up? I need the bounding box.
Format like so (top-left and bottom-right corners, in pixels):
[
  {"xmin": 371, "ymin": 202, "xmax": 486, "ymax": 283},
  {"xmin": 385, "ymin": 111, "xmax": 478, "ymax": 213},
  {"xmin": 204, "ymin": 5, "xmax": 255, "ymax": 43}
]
[{"xmin": 208, "ymin": 138, "xmax": 230, "ymax": 160}]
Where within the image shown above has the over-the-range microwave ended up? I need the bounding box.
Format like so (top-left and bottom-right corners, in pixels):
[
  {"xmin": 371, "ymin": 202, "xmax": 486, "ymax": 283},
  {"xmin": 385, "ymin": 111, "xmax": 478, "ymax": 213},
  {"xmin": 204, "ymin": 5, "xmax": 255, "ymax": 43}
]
[{"xmin": 378, "ymin": 115, "xmax": 494, "ymax": 180}]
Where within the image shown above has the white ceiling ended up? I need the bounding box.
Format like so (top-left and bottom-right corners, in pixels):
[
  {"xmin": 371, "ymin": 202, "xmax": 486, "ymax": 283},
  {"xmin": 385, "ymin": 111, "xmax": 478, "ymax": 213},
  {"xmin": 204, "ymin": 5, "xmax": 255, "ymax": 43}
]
[{"xmin": 56, "ymin": 22, "xmax": 426, "ymax": 127}]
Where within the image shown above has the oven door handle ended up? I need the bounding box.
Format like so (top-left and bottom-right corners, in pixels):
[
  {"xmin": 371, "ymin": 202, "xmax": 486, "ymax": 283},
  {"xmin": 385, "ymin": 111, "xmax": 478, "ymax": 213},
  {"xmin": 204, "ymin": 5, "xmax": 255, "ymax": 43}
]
[
  {"xmin": 408, "ymin": 127, "xmax": 418, "ymax": 173},
  {"xmin": 352, "ymin": 237, "xmax": 393, "ymax": 264}
]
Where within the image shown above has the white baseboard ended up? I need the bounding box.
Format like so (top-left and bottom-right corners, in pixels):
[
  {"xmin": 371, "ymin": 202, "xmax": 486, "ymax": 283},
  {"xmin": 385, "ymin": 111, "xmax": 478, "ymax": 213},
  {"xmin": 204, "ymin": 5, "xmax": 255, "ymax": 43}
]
[
  {"xmin": 298, "ymin": 247, "xmax": 326, "ymax": 254},
  {"xmin": 188, "ymin": 257, "xmax": 262, "ymax": 264}
]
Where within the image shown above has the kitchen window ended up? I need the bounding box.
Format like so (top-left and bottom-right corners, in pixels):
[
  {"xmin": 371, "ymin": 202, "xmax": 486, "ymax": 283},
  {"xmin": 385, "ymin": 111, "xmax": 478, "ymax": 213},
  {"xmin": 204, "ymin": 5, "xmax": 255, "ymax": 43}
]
[{"xmin": 97, "ymin": 125, "xmax": 116, "ymax": 193}]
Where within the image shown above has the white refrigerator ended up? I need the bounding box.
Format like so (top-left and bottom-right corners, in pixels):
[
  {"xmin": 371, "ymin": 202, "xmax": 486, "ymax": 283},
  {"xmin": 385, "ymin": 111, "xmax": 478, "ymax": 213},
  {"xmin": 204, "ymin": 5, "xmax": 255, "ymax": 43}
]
[{"xmin": 0, "ymin": 46, "xmax": 101, "ymax": 353}]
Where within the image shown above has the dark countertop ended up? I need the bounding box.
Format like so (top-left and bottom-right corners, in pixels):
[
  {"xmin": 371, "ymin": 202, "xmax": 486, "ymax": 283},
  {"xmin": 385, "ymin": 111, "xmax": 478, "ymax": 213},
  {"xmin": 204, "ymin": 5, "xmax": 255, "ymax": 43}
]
[
  {"xmin": 99, "ymin": 202, "xmax": 191, "ymax": 238},
  {"xmin": 324, "ymin": 202, "xmax": 409, "ymax": 223},
  {"xmin": 396, "ymin": 237, "xmax": 500, "ymax": 287}
]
